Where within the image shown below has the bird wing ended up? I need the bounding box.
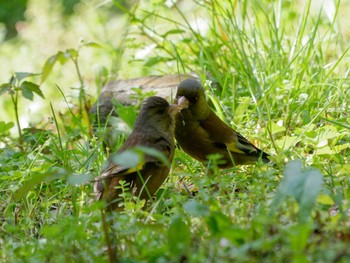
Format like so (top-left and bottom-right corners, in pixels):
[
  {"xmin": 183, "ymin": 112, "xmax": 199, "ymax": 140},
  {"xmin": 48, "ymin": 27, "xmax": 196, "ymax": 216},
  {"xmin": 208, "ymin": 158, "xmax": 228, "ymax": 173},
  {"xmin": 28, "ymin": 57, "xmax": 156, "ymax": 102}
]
[
  {"xmin": 200, "ymin": 111, "xmax": 261, "ymax": 155},
  {"xmin": 94, "ymin": 164, "xmax": 139, "ymax": 200},
  {"xmin": 94, "ymin": 133, "xmax": 173, "ymax": 200}
]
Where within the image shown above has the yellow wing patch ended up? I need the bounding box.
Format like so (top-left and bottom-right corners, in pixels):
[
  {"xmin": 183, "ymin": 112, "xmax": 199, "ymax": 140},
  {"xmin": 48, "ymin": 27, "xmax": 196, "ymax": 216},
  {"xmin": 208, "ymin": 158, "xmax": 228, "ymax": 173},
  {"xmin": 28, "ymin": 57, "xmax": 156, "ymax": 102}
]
[{"xmin": 226, "ymin": 142, "xmax": 245, "ymax": 154}]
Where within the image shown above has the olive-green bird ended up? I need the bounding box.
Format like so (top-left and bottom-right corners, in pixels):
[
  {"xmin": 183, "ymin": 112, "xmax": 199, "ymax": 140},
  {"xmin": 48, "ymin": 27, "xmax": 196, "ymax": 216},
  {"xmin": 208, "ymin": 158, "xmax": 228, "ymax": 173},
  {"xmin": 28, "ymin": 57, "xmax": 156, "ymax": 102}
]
[
  {"xmin": 174, "ymin": 78, "xmax": 269, "ymax": 168},
  {"xmin": 94, "ymin": 96, "xmax": 188, "ymax": 211}
]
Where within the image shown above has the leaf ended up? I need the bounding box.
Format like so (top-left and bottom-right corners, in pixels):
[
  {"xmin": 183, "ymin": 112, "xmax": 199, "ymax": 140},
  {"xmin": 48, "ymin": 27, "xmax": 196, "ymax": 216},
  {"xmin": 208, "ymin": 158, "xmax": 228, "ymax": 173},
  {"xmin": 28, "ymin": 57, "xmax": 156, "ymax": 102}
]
[
  {"xmin": 270, "ymin": 160, "xmax": 323, "ymax": 223},
  {"xmin": 65, "ymin": 49, "xmax": 78, "ymax": 60},
  {"xmin": 168, "ymin": 217, "xmax": 191, "ymax": 258},
  {"xmin": 81, "ymin": 41, "xmax": 101, "ymax": 48},
  {"xmin": 320, "ymin": 117, "xmax": 350, "ymax": 129},
  {"xmin": 135, "ymin": 146, "xmax": 170, "ymax": 167},
  {"xmin": 0, "ymin": 83, "xmax": 13, "ymax": 95},
  {"xmin": 233, "ymin": 96, "xmax": 253, "ymax": 124},
  {"xmin": 0, "ymin": 121, "xmax": 14, "ymax": 134},
  {"xmin": 298, "ymin": 167, "xmax": 323, "ymax": 222},
  {"xmin": 14, "ymin": 172, "xmax": 49, "ymax": 200},
  {"xmin": 111, "ymin": 150, "xmax": 144, "ymax": 169},
  {"xmin": 144, "ymin": 57, "xmax": 167, "ymax": 67},
  {"xmin": 205, "ymin": 211, "xmax": 246, "ymax": 246},
  {"xmin": 14, "ymin": 72, "xmax": 38, "ymax": 82},
  {"xmin": 41, "ymin": 54, "xmax": 58, "ymax": 83},
  {"xmin": 317, "ymin": 194, "xmax": 334, "ymax": 205},
  {"xmin": 21, "ymin": 81, "xmax": 44, "ymax": 100},
  {"xmin": 274, "ymin": 136, "xmax": 300, "ymax": 150},
  {"xmin": 67, "ymin": 173, "xmax": 92, "ymax": 186},
  {"xmin": 41, "ymin": 51, "xmax": 69, "ymax": 83},
  {"xmin": 162, "ymin": 29, "xmax": 185, "ymax": 38},
  {"xmin": 266, "ymin": 121, "xmax": 286, "ymax": 135},
  {"xmin": 184, "ymin": 200, "xmax": 210, "ymax": 217},
  {"xmin": 315, "ymin": 143, "xmax": 350, "ymax": 155},
  {"xmin": 114, "ymin": 102, "xmax": 137, "ymax": 128}
]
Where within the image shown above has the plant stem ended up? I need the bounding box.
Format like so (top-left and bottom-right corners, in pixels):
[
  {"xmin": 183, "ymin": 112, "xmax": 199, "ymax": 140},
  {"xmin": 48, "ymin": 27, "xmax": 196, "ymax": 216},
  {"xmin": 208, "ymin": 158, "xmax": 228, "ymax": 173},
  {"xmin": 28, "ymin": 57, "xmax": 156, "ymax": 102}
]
[
  {"xmin": 72, "ymin": 56, "xmax": 92, "ymax": 135},
  {"xmin": 11, "ymin": 90, "xmax": 23, "ymax": 151}
]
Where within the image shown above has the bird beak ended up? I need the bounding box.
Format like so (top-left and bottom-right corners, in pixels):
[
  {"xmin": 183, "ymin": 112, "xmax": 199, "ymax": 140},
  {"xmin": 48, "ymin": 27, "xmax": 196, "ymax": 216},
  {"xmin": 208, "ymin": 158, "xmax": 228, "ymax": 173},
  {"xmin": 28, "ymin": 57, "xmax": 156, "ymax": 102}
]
[
  {"xmin": 177, "ymin": 96, "xmax": 189, "ymax": 109},
  {"xmin": 168, "ymin": 96, "xmax": 189, "ymax": 117}
]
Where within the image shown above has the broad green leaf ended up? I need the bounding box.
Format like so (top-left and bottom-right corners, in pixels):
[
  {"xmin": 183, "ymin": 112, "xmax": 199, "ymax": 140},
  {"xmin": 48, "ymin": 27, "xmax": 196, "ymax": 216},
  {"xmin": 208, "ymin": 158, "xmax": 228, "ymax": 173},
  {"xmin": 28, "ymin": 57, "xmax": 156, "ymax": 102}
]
[
  {"xmin": 274, "ymin": 136, "xmax": 300, "ymax": 149},
  {"xmin": 270, "ymin": 160, "xmax": 323, "ymax": 223},
  {"xmin": 14, "ymin": 172, "xmax": 48, "ymax": 200},
  {"xmin": 41, "ymin": 54, "xmax": 58, "ymax": 83},
  {"xmin": 266, "ymin": 121, "xmax": 286, "ymax": 135},
  {"xmin": 206, "ymin": 211, "xmax": 233, "ymax": 234},
  {"xmin": 168, "ymin": 217, "xmax": 191, "ymax": 258},
  {"xmin": 57, "ymin": 50, "xmax": 69, "ymax": 64},
  {"xmin": 317, "ymin": 194, "xmax": 334, "ymax": 205},
  {"xmin": 184, "ymin": 200, "xmax": 210, "ymax": 217},
  {"xmin": 65, "ymin": 48, "xmax": 78, "ymax": 59},
  {"xmin": 0, "ymin": 83, "xmax": 13, "ymax": 95},
  {"xmin": 21, "ymin": 81, "xmax": 44, "ymax": 100},
  {"xmin": 111, "ymin": 150, "xmax": 144, "ymax": 168},
  {"xmin": 298, "ymin": 167, "xmax": 323, "ymax": 222},
  {"xmin": 114, "ymin": 102, "xmax": 137, "ymax": 128},
  {"xmin": 0, "ymin": 121, "xmax": 14, "ymax": 134},
  {"xmin": 315, "ymin": 143, "xmax": 350, "ymax": 155},
  {"xmin": 67, "ymin": 173, "xmax": 92, "ymax": 186},
  {"xmin": 339, "ymin": 164, "xmax": 350, "ymax": 175},
  {"xmin": 205, "ymin": 211, "xmax": 246, "ymax": 246},
  {"xmin": 135, "ymin": 146, "xmax": 170, "ymax": 166},
  {"xmin": 14, "ymin": 72, "xmax": 38, "ymax": 82},
  {"xmin": 41, "ymin": 51, "xmax": 70, "ymax": 83}
]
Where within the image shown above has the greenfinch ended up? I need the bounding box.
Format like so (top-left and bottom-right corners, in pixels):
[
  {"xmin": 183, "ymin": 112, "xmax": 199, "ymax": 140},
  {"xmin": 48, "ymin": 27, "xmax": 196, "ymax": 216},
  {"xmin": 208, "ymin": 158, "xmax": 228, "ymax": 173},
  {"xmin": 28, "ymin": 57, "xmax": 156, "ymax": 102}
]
[
  {"xmin": 174, "ymin": 78, "xmax": 269, "ymax": 168},
  {"xmin": 94, "ymin": 96, "xmax": 188, "ymax": 210}
]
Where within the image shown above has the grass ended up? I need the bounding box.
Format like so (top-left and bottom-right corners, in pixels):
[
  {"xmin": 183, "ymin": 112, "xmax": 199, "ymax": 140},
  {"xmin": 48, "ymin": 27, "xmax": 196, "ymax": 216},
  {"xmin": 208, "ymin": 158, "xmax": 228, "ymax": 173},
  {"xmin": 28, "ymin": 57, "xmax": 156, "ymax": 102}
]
[{"xmin": 1, "ymin": 0, "xmax": 350, "ymax": 262}]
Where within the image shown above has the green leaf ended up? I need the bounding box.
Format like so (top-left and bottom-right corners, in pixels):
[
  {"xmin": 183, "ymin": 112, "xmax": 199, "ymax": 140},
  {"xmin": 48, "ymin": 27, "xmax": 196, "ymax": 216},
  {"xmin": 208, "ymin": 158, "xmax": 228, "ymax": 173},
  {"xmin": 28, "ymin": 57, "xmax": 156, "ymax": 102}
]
[
  {"xmin": 320, "ymin": 117, "xmax": 350, "ymax": 129},
  {"xmin": 162, "ymin": 29, "xmax": 185, "ymax": 38},
  {"xmin": 111, "ymin": 150, "xmax": 144, "ymax": 169},
  {"xmin": 135, "ymin": 146, "xmax": 170, "ymax": 167},
  {"xmin": 41, "ymin": 54, "xmax": 58, "ymax": 83},
  {"xmin": 41, "ymin": 51, "xmax": 69, "ymax": 83},
  {"xmin": 205, "ymin": 211, "xmax": 246, "ymax": 246},
  {"xmin": 0, "ymin": 121, "xmax": 14, "ymax": 134},
  {"xmin": 270, "ymin": 160, "xmax": 323, "ymax": 223},
  {"xmin": 81, "ymin": 41, "xmax": 101, "ymax": 48},
  {"xmin": 168, "ymin": 217, "xmax": 191, "ymax": 258},
  {"xmin": 14, "ymin": 72, "xmax": 38, "ymax": 82},
  {"xmin": 144, "ymin": 57, "xmax": 167, "ymax": 67},
  {"xmin": 317, "ymin": 194, "xmax": 334, "ymax": 205},
  {"xmin": 274, "ymin": 136, "xmax": 300, "ymax": 150},
  {"xmin": 184, "ymin": 200, "xmax": 210, "ymax": 217},
  {"xmin": 67, "ymin": 173, "xmax": 92, "ymax": 186},
  {"xmin": 57, "ymin": 50, "xmax": 70, "ymax": 64},
  {"xmin": 0, "ymin": 83, "xmax": 13, "ymax": 95},
  {"xmin": 114, "ymin": 102, "xmax": 137, "ymax": 128},
  {"xmin": 65, "ymin": 49, "xmax": 78, "ymax": 59},
  {"xmin": 233, "ymin": 96, "xmax": 253, "ymax": 124},
  {"xmin": 14, "ymin": 172, "xmax": 49, "ymax": 200},
  {"xmin": 21, "ymin": 81, "xmax": 44, "ymax": 100},
  {"xmin": 315, "ymin": 143, "xmax": 350, "ymax": 155}
]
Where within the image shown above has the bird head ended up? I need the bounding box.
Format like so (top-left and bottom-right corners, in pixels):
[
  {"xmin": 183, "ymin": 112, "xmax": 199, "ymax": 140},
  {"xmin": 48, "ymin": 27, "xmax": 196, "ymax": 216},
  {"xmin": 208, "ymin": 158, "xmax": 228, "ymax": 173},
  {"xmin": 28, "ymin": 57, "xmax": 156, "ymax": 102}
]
[
  {"xmin": 136, "ymin": 96, "xmax": 187, "ymax": 132},
  {"xmin": 175, "ymin": 78, "xmax": 210, "ymax": 120}
]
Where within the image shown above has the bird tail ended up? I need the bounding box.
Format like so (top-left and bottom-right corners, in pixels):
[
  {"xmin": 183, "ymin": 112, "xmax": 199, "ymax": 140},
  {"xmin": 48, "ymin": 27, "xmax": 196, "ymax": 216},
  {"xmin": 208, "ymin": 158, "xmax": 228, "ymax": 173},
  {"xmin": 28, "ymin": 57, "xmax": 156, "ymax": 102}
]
[{"xmin": 229, "ymin": 133, "xmax": 269, "ymax": 163}]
